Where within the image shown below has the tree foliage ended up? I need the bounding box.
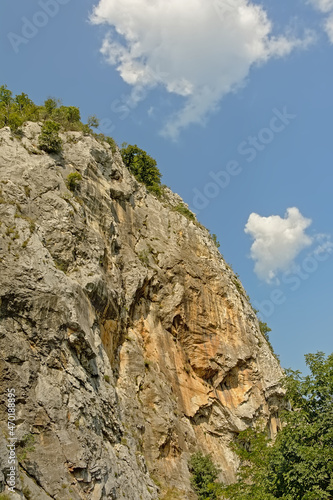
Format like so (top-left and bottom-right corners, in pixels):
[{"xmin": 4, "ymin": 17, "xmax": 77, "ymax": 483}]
[
  {"xmin": 0, "ymin": 85, "xmax": 38, "ymax": 131},
  {"xmin": 223, "ymin": 352, "xmax": 333, "ymax": 500},
  {"xmin": 0, "ymin": 84, "xmax": 118, "ymax": 155},
  {"xmin": 259, "ymin": 320, "xmax": 271, "ymax": 341},
  {"xmin": 38, "ymin": 120, "xmax": 63, "ymax": 154},
  {"xmin": 120, "ymin": 143, "xmax": 162, "ymax": 195},
  {"xmin": 189, "ymin": 452, "xmax": 223, "ymax": 500},
  {"xmin": 87, "ymin": 115, "xmax": 100, "ymax": 129},
  {"xmin": 41, "ymin": 98, "xmax": 82, "ymax": 130},
  {"xmin": 44, "ymin": 97, "xmax": 60, "ymax": 116}
]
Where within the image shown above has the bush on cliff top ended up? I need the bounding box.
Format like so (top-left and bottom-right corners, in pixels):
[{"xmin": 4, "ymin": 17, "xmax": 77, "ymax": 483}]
[
  {"xmin": 0, "ymin": 85, "xmax": 38, "ymax": 131},
  {"xmin": 38, "ymin": 120, "xmax": 63, "ymax": 154},
  {"xmin": 0, "ymin": 85, "xmax": 166, "ymax": 196},
  {"xmin": 0, "ymin": 84, "xmax": 117, "ymax": 145},
  {"xmin": 120, "ymin": 143, "xmax": 162, "ymax": 195}
]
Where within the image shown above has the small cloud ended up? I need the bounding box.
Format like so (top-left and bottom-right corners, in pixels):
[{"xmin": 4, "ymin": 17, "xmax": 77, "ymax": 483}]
[
  {"xmin": 245, "ymin": 207, "xmax": 313, "ymax": 283},
  {"xmin": 90, "ymin": 0, "xmax": 314, "ymax": 139},
  {"xmin": 309, "ymin": 0, "xmax": 333, "ymax": 13},
  {"xmin": 309, "ymin": 0, "xmax": 333, "ymax": 42},
  {"xmin": 325, "ymin": 14, "xmax": 333, "ymax": 41}
]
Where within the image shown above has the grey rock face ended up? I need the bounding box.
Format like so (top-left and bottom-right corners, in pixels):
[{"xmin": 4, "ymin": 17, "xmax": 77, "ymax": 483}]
[{"xmin": 0, "ymin": 123, "xmax": 284, "ymax": 499}]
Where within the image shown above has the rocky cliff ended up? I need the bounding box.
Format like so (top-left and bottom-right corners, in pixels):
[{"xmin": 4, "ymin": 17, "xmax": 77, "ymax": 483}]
[{"xmin": 0, "ymin": 123, "xmax": 284, "ymax": 500}]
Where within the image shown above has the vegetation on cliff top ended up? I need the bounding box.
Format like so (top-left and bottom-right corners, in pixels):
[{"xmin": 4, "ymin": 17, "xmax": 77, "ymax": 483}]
[
  {"xmin": 0, "ymin": 86, "xmax": 89, "ymax": 134},
  {"xmin": 38, "ymin": 120, "xmax": 63, "ymax": 154},
  {"xmin": 189, "ymin": 351, "xmax": 333, "ymax": 500},
  {"xmin": 120, "ymin": 142, "xmax": 162, "ymax": 196},
  {"xmin": 0, "ymin": 85, "xmax": 165, "ymax": 195}
]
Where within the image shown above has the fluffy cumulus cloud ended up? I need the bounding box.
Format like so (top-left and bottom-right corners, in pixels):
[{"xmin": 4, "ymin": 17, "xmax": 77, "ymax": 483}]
[
  {"xmin": 244, "ymin": 208, "xmax": 313, "ymax": 283},
  {"xmin": 309, "ymin": 0, "xmax": 333, "ymax": 42},
  {"xmin": 90, "ymin": 0, "xmax": 313, "ymax": 139}
]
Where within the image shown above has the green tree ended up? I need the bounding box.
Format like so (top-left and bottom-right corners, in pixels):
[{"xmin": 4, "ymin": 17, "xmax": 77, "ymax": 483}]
[
  {"xmin": 259, "ymin": 320, "xmax": 271, "ymax": 341},
  {"xmin": 189, "ymin": 452, "xmax": 223, "ymax": 500},
  {"xmin": 0, "ymin": 84, "xmax": 13, "ymax": 126},
  {"xmin": 0, "ymin": 85, "xmax": 13, "ymax": 107},
  {"xmin": 61, "ymin": 106, "xmax": 80, "ymax": 124},
  {"xmin": 87, "ymin": 115, "xmax": 100, "ymax": 129},
  {"xmin": 44, "ymin": 97, "xmax": 60, "ymax": 116},
  {"xmin": 38, "ymin": 120, "xmax": 63, "ymax": 154},
  {"xmin": 120, "ymin": 143, "xmax": 162, "ymax": 195},
  {"xmin": 15, "ymin": 92, "xmax": 33, "ymax": 112},
  {"xmin": 7, "ymin": 112, "xmax": 25, "ymax": 132},
  {"xmin": 223, "ymin": 352, "xmax": 333, "ymax": 500},
  {"xmin": 15, "ymin": 92, "xmax": 39, "ymax": 123},
  {"xmin": 0, "ymin": 87, "xmax": 34, "ymax": 131},
  {"xmin": 46, "ymin": 105, "xmax": 81, "ymax": 130},
  {"xmin": 223, "ymin": 427, "xmax": 277, "ymax": 500},
  {"xmin": 55, "ymin": 106, "xmax": 80, "ymax": 124},
  {"xmin": 266, "ymin": 352, "xmax": 333, "ymax": 500}
]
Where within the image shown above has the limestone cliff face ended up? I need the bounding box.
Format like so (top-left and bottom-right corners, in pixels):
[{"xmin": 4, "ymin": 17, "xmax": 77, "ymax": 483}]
[{"xmin": 0, "ymin": 123, "xmax": 284, "ymax": 499}]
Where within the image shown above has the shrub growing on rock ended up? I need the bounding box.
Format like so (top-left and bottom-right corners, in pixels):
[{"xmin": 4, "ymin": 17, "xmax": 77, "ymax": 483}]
[
  {"xmin": 120, "ymin": 143, "xmax": 162, "ymax": 195},
  {"xmin": 66, "ymin": 172, "xmax": 82, "ymax": 192},
  {"xmin": 38, "ymin": 120, "xmax": 62, "ymax": 154},
  {"xmin": 87, "ymin": 115, "xmax": 100, "ymax": 129},
  {"xmin": 173, "ymin": 203, "xmax": 195, "ymax": 221}
]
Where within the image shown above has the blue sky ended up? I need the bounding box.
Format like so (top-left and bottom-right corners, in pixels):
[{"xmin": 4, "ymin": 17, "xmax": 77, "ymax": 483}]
[{"xmin": 1, "ymin": 0, "xmax": 332, "ymax": 373}]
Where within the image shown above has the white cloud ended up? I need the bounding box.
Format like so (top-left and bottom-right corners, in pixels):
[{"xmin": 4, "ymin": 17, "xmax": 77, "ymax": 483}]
[
  {"xmin": 90, "ymin": 0, "xmax": 314, "ymax": 139},
  {"xmin": 244, "ymin": 208, "xmax": 313, "ymax": 283},
  {"xmin": 309, "ymin": 0, "xmax": 333, "ymax": 13},
  {"xmin": 324, "ymin": 14, "xmax": 333, "ymax": 41},
  {"xmin": 309, "ymin": 0, "xmax": 333, "ymax": 42}
]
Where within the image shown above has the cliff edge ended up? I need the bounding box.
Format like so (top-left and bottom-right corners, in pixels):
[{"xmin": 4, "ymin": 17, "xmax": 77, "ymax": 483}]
[{"xmin": 0, "ymin": 123, "xmax": 284, "ymax": 499}]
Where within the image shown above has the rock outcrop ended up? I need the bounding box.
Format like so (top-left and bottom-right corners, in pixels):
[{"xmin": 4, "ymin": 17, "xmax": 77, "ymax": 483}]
[{"xmin": 0, "ymin": 123, "xmax": 284, "ymax": 499}]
